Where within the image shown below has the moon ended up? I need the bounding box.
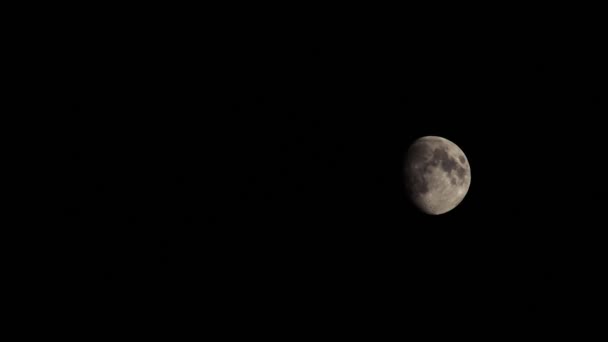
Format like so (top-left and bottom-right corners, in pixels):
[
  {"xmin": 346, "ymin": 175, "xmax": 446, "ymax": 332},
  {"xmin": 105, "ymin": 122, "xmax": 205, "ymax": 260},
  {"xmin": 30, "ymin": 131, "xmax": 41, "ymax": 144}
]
[{"xmin": 404, "ymin": 136, "xmax": 471, "ymax": 215}]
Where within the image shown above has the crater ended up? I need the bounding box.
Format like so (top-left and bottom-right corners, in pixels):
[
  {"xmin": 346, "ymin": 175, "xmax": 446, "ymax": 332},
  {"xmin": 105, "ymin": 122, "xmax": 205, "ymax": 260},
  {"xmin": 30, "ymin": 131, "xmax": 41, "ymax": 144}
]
[
  {"xmin": 430, "ymin": 147, "xmax": 468, "ymax": 183},
  {"xmin": 459, "ymin": 155, "xmax": 466, "ymax": 164},
  {"xmin": 432, "ymin": 148, "xmax": 458, "ymax": 174},
  {"xmin": 450, "ymin": 175, "xmax": 458, "ymax": 185},
  {"xmin": 455, "ymin": 166, "xmax": 466, "ymax": 180}
]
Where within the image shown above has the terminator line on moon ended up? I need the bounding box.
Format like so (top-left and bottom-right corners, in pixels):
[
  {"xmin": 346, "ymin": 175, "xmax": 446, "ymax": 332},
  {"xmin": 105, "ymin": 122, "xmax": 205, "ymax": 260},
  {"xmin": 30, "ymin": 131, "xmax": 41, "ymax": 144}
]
[{"xmin": 404, "ymin": 136, "xmax": 471, "ymax": 215}]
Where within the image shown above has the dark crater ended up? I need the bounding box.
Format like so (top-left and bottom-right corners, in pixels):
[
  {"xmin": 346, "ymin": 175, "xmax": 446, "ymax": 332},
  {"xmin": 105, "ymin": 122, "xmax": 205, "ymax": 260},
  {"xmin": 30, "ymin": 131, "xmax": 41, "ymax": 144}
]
[{"xmin": 432, "ymin": 147, "xmax": 467, "ymax": 182}]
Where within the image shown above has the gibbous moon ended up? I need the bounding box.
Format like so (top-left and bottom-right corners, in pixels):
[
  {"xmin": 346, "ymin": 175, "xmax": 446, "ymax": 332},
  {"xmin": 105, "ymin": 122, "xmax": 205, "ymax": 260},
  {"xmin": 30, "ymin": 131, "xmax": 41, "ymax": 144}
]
[{"xmin": 404, "ymin": 136, "xmax": 471, "ymax": 215}]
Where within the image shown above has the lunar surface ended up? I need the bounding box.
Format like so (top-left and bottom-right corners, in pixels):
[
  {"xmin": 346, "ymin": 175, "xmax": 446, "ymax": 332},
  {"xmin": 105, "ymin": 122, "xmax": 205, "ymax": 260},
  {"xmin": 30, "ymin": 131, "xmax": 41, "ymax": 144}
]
[{"xmin": 404, "ymin": 136, "xmax": 471, "ymax": 215}]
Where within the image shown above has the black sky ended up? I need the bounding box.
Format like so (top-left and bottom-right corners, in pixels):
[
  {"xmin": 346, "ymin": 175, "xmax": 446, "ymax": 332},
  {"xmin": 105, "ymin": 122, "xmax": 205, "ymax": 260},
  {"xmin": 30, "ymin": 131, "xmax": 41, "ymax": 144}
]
[{"xmin": 62, "ymin": 12, "xmax": 606, "ymax": 335}]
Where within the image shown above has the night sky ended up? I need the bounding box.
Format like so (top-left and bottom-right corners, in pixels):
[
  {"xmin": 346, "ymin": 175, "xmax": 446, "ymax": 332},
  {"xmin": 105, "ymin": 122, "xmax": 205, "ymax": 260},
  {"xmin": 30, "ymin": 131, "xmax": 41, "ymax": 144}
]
[{"xmin": 62, "ymin": 13, "xmax": 606, "ymax": 335}]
